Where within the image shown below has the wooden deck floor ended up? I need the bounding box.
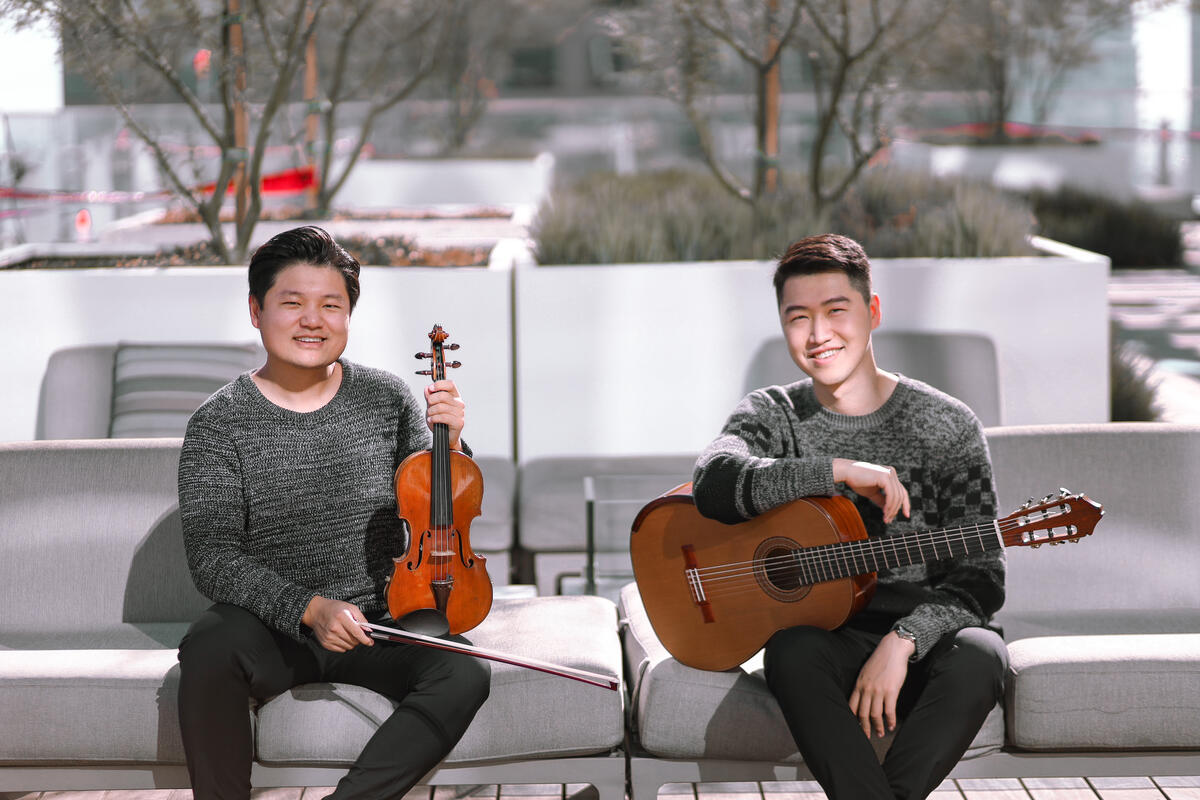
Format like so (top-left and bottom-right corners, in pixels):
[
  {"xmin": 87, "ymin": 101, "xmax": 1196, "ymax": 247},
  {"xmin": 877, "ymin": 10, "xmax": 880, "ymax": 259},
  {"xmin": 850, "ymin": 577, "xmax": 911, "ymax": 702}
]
[{"xmin": 4, "ymin": 776, "xmax": 1200, "ymax": 800}]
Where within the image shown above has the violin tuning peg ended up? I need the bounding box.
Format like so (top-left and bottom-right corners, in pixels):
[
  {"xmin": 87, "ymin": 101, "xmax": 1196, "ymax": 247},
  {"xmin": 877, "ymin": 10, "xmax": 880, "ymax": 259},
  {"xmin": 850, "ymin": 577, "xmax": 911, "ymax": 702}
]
[
  {"xmin": 415, "ymin": 369, "xmax": 433, "ymax": 377},
  {"xmin": 447, "ymin": 361, "xmax": 462, "ymax": 369},
  {"xmin": 447, "ymin": 343, "xmax": 460, "ymax": 351},
  {"xmin": 415, "ymin": 351, "xmax": 433, "ymax": 360}
]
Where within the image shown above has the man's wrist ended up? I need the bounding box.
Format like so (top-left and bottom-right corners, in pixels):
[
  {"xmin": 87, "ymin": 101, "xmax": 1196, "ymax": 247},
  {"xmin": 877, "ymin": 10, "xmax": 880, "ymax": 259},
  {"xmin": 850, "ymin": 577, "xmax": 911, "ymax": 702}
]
[{"xmin": 891, "ymin": 624, "xmax": 919, "ymax": 661}]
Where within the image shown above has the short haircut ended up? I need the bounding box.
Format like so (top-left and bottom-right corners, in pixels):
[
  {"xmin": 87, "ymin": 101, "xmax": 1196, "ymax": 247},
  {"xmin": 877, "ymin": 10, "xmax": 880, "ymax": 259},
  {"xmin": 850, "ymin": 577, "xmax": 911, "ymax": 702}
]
[
  {"xmin": 248, "ymin": 225, "xmax": 361, "ymax": 312},
  {"xmin": 773, "ymin": 234, "xmax": 872, "ymax": 305}
]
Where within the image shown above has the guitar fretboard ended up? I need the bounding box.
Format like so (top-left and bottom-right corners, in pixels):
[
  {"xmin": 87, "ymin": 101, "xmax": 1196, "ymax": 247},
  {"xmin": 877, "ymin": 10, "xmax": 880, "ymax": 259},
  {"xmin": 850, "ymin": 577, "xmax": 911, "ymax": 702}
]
[{"xmin": 786, "ymin": 523, "xmax": 1003, "ymax": 585}]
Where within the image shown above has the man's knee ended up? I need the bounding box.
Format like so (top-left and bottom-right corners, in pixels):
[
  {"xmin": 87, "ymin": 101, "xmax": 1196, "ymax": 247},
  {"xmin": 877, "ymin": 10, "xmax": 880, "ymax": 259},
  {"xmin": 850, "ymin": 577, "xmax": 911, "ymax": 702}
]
[
  {"xmin": 178, "ymin": 603, "xmax": 271, "ymax": 677},
  {"xmin": 764, "ymin": 626, "xmax": 840, "ymax": 689},
  {"xmin": 932, "ymin": 627, "xmax": 1008, "ymax": 701}
]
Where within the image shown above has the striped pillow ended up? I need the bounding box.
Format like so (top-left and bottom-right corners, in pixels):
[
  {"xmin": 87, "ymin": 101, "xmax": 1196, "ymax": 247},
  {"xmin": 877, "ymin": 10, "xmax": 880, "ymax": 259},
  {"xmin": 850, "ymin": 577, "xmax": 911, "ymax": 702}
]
[{"xmin": 109, "ymin": 343, "xmax": 262, "ymax": 438}]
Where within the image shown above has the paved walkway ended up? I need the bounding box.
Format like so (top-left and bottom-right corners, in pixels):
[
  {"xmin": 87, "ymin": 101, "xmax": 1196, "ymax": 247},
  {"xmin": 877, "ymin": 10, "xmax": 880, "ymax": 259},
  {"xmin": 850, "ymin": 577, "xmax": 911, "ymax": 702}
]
[{"xmin": 5, "ymin": 776, "xmax": 1200, "ymax": 800}]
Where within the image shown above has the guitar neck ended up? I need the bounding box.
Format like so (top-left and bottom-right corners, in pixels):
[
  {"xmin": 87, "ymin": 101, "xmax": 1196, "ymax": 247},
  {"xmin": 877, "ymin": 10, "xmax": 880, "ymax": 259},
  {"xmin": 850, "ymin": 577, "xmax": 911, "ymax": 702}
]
[{"xmin": 792, "ymin": 520, "xmax": 1002, "ymax": 583}]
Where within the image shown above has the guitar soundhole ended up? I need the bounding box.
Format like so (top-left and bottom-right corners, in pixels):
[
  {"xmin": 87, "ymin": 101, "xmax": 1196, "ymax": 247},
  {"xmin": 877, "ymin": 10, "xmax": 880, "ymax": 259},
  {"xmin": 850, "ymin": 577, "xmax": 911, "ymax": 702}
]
[{"xmin": 754, "ymin": 536, "xmax": 811, "ymax": 603}]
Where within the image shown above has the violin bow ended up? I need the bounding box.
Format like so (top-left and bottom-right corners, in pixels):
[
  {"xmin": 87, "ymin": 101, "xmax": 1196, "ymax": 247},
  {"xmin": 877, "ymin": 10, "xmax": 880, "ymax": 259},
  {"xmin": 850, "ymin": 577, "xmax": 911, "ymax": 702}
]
[{"xmin": 361, "ymin": 621, "xmax": 620, "ymax": 691}]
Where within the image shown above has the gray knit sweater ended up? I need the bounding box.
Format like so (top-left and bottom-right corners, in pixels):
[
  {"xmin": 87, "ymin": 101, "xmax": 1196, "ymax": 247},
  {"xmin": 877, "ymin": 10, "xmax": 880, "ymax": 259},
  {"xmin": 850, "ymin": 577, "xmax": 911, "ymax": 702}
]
[
  {"xmin": 692, "ymin": 375, "xmax": 1005, "ymax": 660},
  {"xmin": 178, "ymin": 359, "xmax": 434, "ymax": 641}
]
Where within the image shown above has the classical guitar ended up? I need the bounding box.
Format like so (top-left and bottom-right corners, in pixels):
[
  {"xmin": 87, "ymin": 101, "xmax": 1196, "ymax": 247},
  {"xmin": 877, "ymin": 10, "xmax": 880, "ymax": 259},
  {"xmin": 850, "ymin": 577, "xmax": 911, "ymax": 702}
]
[{"xmin": 630, "ymin": 485, "xmax": 1103, "ymax": 671}]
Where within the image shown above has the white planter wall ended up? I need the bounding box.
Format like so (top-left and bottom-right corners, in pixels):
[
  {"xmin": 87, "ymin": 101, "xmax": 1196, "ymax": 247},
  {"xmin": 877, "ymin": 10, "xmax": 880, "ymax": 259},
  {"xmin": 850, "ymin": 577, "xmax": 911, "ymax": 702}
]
[
  {"xmin": 514, "ymin": 254, "xmax": 1110, "ymax": 460},
  {"xmin": 5, "ymin": 266, "xmax": 514, "ymax": 457},
  {"xmin": 6, "ymin": 250, "xmax": 1108, "ymax": 460}
]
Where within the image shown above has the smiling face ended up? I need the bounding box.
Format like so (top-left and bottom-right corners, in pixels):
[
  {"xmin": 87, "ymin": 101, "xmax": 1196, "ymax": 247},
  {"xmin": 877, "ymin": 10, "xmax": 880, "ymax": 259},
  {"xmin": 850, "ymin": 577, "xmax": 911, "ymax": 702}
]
[
  {"xmin": 779, "ymin": 270, "xmax": 881, "ymax": 396},
  {"xmin": 249, "ymin": 262, "xmax": 351, "ymax": 375}
]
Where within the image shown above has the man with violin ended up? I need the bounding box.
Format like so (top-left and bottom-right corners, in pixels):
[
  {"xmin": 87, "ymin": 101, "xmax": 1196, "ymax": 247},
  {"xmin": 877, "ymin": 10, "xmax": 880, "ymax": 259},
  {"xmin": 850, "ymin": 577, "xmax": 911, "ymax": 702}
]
[
  {"xmin": 691, "ymin": 234, "xmax": 1008, "ymax": 800},
  {"xmin": 176, "ymin": 225, "xmax": 490, "ymax": 800}
]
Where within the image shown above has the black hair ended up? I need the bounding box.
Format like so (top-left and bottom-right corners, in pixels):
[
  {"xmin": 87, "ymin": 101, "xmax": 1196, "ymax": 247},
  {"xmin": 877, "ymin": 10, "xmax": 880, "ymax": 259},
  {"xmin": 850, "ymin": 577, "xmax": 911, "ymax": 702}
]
[
  {"xmin": 247, "ymin": 225, "xmax": 361, "ymax": 311},
  {"xmin": 773, "ymin": 234, "xmax": 872, "ymax": 305}
]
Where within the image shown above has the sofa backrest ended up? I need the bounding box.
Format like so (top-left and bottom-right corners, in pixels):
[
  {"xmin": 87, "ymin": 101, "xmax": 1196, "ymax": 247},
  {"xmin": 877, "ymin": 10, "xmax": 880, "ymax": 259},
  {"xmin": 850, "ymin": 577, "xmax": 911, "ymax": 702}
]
[
  {"xmin": 986, "ymin": 423, "xmax": 1200, "ymax": 637},
  {"xmin": 37, "ymin": 342, "xmax": 263, "ymax": 440},
  {"xmin": 517, "ymin": 455, "xmax": 699, "ymax": 553},
  {"xmin": 0, "ymin": 439, "xmax": 207, "ymax": 638},
  {"xmin": 0, "ymin": 440, "xmax": 517, "ymax": 641}
]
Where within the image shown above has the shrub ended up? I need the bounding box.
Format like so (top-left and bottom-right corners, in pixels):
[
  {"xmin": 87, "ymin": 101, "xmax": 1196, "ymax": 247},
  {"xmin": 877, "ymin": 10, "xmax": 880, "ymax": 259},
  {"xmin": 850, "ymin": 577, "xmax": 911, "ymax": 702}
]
[
  {"xmin": 532, "ymin": 168, "xmax": 1036, "ymax": 264},
  {"xmin": 1028, "ymin": 186, "xmax": 1182, "ymax": 268},
  {"xmin": 1110, "ymin": 331, "xmax": 1162, "ymax": 422}
]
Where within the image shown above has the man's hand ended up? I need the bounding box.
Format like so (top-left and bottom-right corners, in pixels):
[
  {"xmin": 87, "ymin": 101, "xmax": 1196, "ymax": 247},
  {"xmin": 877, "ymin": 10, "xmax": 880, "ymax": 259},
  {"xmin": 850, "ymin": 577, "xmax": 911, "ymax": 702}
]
[
  {"xmin": 425, "ymin": 379, "xmax": 466, "ymax": 451},
  {"xmin": 832, "ymin": 459, "xmax": 911, "ymax": 524},
  {"xmin": 848, "ymin": 631, "xmax": 915, "ymax": 738},
  {"xmin": 302, "ymin": 596, "xmax": 373, "ymax": 652}
]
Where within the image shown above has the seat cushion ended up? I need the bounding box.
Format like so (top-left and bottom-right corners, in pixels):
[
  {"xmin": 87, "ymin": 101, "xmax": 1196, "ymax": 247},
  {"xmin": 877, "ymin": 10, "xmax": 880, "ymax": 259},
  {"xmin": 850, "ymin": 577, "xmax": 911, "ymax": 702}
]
[
  {"xmin": 0, "ymin": 649, "xmax": 188, "ymax": 763},
  {"xmin": 1006, "ymin": 634, "xmax": 1200, "ymax": 750},
  {"xmin": 620, "ymin": 583, "xmax": 1003, "ymax": 762},
  {"xmin": 255, "ymin": 596, "xmax": 625, "ymax": 764}
]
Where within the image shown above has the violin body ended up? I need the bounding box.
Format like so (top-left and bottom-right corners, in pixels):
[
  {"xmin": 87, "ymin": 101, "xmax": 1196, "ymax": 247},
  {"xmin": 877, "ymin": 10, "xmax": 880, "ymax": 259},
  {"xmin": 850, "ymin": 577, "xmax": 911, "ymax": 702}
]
[
  {"xmin": 390, "ymin": 448, "xmax": 492, "ymax": 634},
  {"xmin": 386, "ymin": 324, "xmax": 493, "ymax": 635}
]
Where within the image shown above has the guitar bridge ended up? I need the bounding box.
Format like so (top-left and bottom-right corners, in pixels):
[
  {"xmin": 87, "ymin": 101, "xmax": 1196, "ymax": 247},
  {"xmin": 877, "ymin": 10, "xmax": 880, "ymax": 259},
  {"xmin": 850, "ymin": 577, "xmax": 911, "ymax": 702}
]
[{"xmin": 682, "ymin": 545, "xmax": 715, "ymax": 623}]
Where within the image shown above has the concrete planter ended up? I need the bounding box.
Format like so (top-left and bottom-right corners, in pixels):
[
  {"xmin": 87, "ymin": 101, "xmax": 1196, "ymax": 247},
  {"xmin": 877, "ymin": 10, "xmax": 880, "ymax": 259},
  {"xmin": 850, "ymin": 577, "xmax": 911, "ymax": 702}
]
[{"xmin": 508, "ymin": 238, "xmax": 1109, "ymax": 460}]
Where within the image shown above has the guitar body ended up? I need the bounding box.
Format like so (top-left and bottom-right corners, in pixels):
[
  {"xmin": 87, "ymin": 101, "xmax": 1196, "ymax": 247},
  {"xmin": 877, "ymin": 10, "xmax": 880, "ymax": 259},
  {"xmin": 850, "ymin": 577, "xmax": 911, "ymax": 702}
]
[{"xmin": 631, "ymin": 483, "xmax": 875, "ymax": 671}]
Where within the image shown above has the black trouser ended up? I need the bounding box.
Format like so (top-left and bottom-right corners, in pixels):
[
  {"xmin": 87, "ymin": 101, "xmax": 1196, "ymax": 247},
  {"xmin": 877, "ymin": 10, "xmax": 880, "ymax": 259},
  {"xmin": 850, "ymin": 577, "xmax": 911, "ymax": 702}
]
[
  {"xmin": 177, "ymin": 603, "xmax": 491, "ymax": 800},
  {"xmin": 764, "ymin": 624, "xmax": 1007, "ymax": 800}
]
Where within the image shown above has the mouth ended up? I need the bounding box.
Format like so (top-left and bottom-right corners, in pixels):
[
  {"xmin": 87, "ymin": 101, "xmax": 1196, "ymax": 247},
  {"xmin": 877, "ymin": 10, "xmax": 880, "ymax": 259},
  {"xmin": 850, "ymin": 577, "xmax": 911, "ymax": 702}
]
[
  {"xmin": 807, "ymin": 346, "xmax": 843, "ymax": 362},
  {"xmin": 294, "ymin": 336, "xmax": 325, "ymax": 346}
]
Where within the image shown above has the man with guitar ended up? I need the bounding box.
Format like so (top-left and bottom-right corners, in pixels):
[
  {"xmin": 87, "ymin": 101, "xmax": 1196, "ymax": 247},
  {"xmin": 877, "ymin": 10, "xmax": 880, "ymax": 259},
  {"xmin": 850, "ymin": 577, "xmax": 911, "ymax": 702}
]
[
  {"xmin": 176, "ymin": 226, "xmax": 490, "ymax": 800},
  {"xmin": 692, "ymin": 234, "xmax": 1008, "ymax": 799}
]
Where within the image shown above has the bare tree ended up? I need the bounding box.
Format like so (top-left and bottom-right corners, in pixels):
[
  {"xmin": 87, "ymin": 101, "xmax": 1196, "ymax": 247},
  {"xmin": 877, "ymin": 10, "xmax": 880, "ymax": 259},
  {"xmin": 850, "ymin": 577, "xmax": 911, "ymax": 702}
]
[
  {"xmin": 608, "ymin": 0, "xmax": 947, "ymax": 213},
  {"xmin": 2, "ymin": 0, "xmax": 455, "ymax": 260},
  {"xmin": 928, "ymin": 0, "xmax": 1152, "ymax": 140}
]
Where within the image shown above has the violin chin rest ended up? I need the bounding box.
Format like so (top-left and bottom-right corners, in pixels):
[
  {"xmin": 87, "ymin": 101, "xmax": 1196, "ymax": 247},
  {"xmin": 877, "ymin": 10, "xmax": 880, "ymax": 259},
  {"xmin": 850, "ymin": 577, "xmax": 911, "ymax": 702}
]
[{"xmin": 396, "ymin": 608, "xmax": 450, "ymax": 638}]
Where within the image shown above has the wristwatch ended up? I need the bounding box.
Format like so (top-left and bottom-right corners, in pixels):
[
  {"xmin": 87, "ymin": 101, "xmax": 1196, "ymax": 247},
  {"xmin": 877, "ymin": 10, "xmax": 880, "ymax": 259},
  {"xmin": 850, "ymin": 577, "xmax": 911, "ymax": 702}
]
[{"xmin": 892, "ymin": 624, "xmax": 919, "ymax": 661}]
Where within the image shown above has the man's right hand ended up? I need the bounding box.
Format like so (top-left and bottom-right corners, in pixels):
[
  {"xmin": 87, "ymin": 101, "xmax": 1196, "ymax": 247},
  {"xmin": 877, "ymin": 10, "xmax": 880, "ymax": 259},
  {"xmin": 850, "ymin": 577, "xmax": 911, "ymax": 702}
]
[
  {"xmin": 832, "ymin": 458, "xmax": 912, "ymax": 524},
  {"xmin": 302, "ymin": 596, "xmax": 374, "ymax": 652}
]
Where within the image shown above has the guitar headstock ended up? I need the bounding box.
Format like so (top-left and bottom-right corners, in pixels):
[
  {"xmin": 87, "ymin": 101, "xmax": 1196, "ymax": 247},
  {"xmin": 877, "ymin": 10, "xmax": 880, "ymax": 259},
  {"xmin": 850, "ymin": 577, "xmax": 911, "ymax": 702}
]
[
  {"xmin": 415, "ymin": 324, "xmax": 461, "ymax": 382},
  {"xmin": 999, "ymin": 488, "xmax": 1103, "ymax": 548}
]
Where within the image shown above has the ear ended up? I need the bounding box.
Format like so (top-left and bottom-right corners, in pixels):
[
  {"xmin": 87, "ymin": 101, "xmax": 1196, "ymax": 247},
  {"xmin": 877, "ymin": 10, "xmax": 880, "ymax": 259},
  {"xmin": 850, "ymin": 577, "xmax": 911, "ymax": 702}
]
[
  {"xmin": 248, "ymin": 293, "xmax": 262, "ymax": 329},
  {"xmin": 869, "ymin": 294, "xmax": 881, "ymax": 331}
]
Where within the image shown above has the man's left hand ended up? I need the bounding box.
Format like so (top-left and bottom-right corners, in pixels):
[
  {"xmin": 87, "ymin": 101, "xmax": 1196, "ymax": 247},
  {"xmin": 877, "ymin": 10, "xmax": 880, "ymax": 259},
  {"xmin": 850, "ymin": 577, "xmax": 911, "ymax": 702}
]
[
  {"xmin": 848, "ymin": 631, "xmax": 915, "ymax": 738},
  {"xmin": 425, "ymin": 379, "xmax": 466, "ymax": 451}
]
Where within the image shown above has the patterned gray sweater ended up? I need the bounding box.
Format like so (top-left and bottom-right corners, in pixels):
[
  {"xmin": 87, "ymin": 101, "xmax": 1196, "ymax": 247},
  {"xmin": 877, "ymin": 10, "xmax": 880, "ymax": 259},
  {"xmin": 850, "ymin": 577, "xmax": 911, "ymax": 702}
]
[
  {"xmin": 178, "ymin": 360, "xmax": 434, "ymax": 641},
  {"xmin": 692, "ymin": 375, "xmax": 1005, "ymax": 660}
]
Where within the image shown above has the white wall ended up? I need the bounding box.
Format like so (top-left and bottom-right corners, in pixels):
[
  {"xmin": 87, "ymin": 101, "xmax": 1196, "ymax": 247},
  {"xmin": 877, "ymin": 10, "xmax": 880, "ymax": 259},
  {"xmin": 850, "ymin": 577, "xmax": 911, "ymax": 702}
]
[
  {"xmin": 5, "ymin": 251, "xmax": 1109, "ymax": 460},
  {"xmin": 514, "ymin": 255, "xmax": 1110, "ymax": 460},
  {"xmin": 5, "ymin": 266, "xmax": 514, "ymax": 457}
]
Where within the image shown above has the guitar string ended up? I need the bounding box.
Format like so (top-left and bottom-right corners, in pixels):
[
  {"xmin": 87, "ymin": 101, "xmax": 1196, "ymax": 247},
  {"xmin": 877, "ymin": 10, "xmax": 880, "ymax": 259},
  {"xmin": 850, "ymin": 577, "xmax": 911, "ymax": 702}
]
[
  {"xmin": 686, "ymin": 510, "xmax": 1073, "ymax": 598},
  {"xmin": 692, "ymin": 511, "xmax": 1059, "ymax": 580}
]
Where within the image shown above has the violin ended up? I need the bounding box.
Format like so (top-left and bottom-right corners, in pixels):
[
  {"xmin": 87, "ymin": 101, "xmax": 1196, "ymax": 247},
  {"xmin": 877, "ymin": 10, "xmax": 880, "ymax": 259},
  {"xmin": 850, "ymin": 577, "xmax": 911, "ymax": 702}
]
[
  {"xmin": 380, "ymin": 325, "xmax": 617, "ymax": 692},
  {"xmin": 388, "ymin": 324, "xmax": 493, "ymax": 636}
]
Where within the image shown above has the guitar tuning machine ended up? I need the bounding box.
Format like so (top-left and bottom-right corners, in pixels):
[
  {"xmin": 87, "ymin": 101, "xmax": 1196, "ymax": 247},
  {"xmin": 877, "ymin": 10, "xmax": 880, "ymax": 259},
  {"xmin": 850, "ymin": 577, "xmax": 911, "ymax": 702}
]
[
  {"xmin": 1023, "ymin": 497, "xmax": 1035, "ymax": 509},
  {"xmin": 1059, "ymin": 487, "xmax": 1072, "ymax": 498}
]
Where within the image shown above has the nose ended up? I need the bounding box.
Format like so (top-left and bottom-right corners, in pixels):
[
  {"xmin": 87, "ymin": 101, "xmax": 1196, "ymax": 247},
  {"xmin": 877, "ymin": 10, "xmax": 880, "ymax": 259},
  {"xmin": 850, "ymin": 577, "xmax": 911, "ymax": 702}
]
[
  {"xmin": 299, "ymin": 305, "xmax": 321, "ymax": 328},
  {"xmin": 808, "ymin": 314, "xmax": 830, "ymax": 344}
]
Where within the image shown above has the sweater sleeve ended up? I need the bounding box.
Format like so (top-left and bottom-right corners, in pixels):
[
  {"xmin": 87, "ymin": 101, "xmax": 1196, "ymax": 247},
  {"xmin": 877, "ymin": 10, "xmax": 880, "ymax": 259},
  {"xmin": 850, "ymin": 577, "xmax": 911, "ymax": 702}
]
[
  {"xmin": 894, "ymin": 416, "xmax": 1006, "ymax": 660},
  {"xmin": 178, "ymin": 415, "xmax": 317, "ymax": 641},
  {"xmin": 693, "ymin": 389, "xmax": 835, "ymax": 524}
]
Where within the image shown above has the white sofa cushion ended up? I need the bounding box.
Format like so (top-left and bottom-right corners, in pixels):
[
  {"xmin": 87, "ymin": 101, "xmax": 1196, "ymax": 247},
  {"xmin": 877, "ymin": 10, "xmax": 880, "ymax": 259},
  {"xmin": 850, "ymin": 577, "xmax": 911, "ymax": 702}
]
[
  {"xmin": 0, "ymin": 649, "xmax": 188, "ymax": 763},
  {"xmin": 1006, "ymin": 634, "xmax": 1200, "ymax": 750},
  {"xmin": 256, "ymin": 596, "xmax": 625, "ymax": 764},
  {"xmin": 620, "ymin": 583, "xmax": 1003, "ymax": 762}
]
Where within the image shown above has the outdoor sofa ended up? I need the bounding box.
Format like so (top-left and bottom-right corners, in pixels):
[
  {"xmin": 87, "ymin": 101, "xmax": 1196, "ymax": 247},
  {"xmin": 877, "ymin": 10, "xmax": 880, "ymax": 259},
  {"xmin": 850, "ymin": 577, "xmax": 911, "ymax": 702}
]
[
  {"xmin": 0, "ymin": 438, "xmax": 626, "ymax": 798},
  {"xmin": 3, "ymin": 424, "xmax": 1198, "ymax": 796}
]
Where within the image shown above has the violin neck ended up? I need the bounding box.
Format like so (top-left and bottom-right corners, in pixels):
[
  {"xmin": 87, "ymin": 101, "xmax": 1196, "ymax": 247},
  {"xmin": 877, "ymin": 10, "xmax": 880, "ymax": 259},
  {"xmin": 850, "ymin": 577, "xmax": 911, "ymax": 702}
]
[{"xmin": 431, "ymin": 421, "xmax": 454, "ymax": 528}]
